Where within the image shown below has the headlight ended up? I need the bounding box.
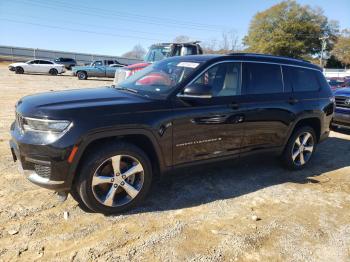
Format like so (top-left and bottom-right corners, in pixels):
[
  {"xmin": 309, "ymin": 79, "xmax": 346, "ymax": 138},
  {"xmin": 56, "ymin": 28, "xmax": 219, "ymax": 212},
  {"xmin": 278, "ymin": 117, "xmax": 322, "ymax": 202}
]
[{"xmin": 22, "ymin": 117, "xmax": 71, "ymax": 133}]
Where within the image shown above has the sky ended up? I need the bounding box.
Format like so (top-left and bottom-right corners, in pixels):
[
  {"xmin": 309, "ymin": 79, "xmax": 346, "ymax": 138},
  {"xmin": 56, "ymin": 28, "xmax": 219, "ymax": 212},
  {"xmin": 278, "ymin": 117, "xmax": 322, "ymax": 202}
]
[{"xmin": 0, "ymin": 0, "xmax": 349, "ymax": 56}]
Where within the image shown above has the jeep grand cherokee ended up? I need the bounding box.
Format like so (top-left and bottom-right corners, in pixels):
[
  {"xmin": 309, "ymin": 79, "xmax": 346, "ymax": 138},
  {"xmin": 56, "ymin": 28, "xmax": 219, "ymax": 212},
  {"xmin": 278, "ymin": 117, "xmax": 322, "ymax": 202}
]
[{"xmin": 10, "ymin": 54, "xmax": 334, "ymax": 214}]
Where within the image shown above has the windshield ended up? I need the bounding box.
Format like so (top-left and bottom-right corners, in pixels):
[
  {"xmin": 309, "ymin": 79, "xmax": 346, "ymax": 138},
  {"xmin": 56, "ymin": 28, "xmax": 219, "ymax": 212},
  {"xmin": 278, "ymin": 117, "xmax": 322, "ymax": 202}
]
[
  {"xmin": 144, "ymin": 46, "xmax": 171, "ymax": 63},
  {"xmin": 115, "ymin": 58, "xmax": 203, "ymax": 96}
]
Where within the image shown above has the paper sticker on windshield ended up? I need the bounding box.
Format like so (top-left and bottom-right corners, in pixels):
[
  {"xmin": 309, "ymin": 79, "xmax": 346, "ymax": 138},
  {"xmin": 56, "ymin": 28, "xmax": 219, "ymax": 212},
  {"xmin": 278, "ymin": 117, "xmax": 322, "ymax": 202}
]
[{"xmin": 177, "ymin": 62, "xmax": 200, "ymax": 68}]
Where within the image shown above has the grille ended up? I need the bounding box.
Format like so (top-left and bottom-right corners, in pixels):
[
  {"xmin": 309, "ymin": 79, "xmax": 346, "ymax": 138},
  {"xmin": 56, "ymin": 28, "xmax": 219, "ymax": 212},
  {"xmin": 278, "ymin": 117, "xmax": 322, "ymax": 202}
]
[
  {"xmin": 114, "ymin": 68, "xmax": 131, "ymax": 85},
  {"xmin": 335, "ymin": 96, "xmax": 350, "ymax": 108},
  {"xmin": 34, "ymin": 164, "xmax": 51, "ymax": 179}
]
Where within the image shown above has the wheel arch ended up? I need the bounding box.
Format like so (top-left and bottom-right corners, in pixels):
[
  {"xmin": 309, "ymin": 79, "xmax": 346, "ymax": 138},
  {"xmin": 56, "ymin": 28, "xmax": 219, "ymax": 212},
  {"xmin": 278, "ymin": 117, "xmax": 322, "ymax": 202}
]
[
  {"xmin": 77, "ymin": 70, "xmax": 88, "ymax": 76},
  {"xmin": 285, "ymin": 116, "xmax": 322, "ymax": 147},
  {"xmin": 68, "ymin": 129, "xmax": 165, "ymax": 189}
]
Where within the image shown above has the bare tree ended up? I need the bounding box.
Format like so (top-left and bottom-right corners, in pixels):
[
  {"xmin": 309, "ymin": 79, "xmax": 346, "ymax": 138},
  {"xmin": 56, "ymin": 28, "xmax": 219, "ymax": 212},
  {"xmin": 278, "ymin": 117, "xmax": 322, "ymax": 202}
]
[
  {"xmin": 202, "ymin": 30, "xmax": 240, "ymax": 54},
  {"xmin": 122, "ymin": 44, "xmax": 146, "ymax": 59},
  {"xmin": 173, "ymin": 35, "xmax": 191, "ymax": 43}
]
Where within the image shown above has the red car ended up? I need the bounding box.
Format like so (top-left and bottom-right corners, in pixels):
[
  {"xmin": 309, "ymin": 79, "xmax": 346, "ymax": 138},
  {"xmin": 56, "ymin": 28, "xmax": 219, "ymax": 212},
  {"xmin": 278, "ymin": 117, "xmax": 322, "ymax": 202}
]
[{"xmin": 114, "ymin": 42, "xmax": 203, "ymax": 86}]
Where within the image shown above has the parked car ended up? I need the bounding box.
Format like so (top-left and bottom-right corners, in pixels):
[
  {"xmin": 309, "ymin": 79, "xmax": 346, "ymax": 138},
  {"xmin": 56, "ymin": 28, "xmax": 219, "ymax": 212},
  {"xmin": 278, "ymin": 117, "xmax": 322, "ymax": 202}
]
[
  {"xmin": 72, "ymin": 59, "xmax": 125, "ymax": 80},
  {"xmin": 327, "ymin": 78, "xmax": 345, "ymax": 91},
  {"xmin": 9, "ymin": 54, "xmax": 334, "ymax": 214},
  {"xmin": 341, "ymin": 79, "xmax": 350, "ymax": 88},
  {"xmin": 113, "ymin": 42, "xmax": 203, "ymax": 85},
  {"xmin": 54, "ymin": 57, "xmax": 77, "ymax": 70},
  {"xmin": 332, "ymin": 87, "xmax": 350, "ymax": 129},
  {"xmin": 8, "ymin": 59, "xmax": 65, "ymax": 75}
]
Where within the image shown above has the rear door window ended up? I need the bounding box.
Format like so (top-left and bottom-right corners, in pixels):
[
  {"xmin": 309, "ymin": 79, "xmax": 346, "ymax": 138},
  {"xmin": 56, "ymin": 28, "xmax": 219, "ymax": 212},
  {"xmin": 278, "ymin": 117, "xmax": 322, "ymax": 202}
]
[
  {"xmin": 283, "ymin": 66, "xmax": 320, "ymax": 92},
  {"xmin": 243, "ymin": 63, "xmax": 283, "ymax": 94},
  {"xmin": 39, "ymin": 60, "xmax": 53, "ymax": 64}
]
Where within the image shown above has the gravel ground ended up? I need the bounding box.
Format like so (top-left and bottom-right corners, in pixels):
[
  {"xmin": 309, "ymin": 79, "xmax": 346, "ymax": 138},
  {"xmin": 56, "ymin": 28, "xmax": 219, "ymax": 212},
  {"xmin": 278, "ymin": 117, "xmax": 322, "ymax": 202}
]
[{"xmin": 0, "ymin": 62, "xmax": 349, "ymax": 261}]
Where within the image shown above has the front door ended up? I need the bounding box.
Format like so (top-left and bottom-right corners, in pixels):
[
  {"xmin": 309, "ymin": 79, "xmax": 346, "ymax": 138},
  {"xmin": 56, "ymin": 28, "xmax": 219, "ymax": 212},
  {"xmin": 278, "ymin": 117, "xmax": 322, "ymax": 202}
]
[
  {"xmin": 92, "ymin": 61, "xmax": 105, "ymax": 77},
  {"xmin": 172, "ymin": 62, "xmax": 245, "ymax": 165}
]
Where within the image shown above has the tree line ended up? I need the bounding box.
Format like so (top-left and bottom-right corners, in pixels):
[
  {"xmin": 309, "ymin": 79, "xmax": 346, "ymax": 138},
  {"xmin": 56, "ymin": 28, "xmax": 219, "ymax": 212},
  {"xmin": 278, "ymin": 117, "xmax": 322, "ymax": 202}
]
[{"xmin": 122, "ymin": 0, "xmax": 350, "ymax": 68}]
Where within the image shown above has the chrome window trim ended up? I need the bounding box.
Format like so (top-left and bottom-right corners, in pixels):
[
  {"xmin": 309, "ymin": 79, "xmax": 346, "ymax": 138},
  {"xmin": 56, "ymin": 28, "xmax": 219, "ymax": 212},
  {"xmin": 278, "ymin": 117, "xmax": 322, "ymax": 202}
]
[
  {"xmin": 178, "ymin": 59, "xmax": 319, "ymax": 97},
  {"xmin": 280, "ymin": 65, "xmax": 285, "ymax": 92},
  {"xmin": 178, "ymin": 61, "xmax": 243, "ymax": 98}
]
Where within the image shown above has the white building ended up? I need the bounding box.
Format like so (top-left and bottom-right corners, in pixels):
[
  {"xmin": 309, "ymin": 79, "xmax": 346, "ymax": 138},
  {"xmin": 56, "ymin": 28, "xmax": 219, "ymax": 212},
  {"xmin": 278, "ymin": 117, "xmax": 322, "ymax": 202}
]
[{"xmin": 323, "ymin": 68, "xmax": 350, "ymax": 78}]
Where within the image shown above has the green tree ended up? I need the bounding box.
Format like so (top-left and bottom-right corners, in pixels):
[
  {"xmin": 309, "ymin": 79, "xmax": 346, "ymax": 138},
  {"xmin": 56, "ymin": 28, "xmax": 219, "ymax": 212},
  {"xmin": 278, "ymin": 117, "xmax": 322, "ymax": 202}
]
[
  {"xmin": 243, "ymin": 0, "xmax": 339, "ymax": 59},
  {"xmin": 325, "ymin": 55, "xmax": 344, "ymax": 69},
  {"xmin": 332, "ymin": 29, "xmax": 350, "ymax": 68}
]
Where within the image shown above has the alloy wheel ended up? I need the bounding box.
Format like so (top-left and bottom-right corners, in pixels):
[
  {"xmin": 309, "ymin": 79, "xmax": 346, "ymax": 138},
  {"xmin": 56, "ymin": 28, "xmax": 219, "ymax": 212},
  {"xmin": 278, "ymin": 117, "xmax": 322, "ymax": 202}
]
[
  {"xmin": 91, "ymin": 155, "xmax": 144, "ymax": 207},
  {"xmin": 291, "ymin": 132, "xmax": 314, "ymax": 166}
]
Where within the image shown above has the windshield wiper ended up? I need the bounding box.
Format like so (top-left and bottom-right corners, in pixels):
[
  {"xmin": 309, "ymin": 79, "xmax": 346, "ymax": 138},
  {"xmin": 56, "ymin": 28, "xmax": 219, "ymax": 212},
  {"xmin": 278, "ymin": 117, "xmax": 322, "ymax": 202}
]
[{"xmin": 112, "ymin": 85, "xmax": 138, "ymax": 94}]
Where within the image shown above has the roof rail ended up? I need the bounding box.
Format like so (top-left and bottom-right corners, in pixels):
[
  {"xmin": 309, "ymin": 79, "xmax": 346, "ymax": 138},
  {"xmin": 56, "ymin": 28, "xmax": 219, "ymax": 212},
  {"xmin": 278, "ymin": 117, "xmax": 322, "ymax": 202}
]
[
  {"xmin": 153, "ymin": 41, "xmax": 201, "ymax": 46},
  {"xmin": 227, "ymin": 52, "xmax": 310, "ymax": 63}
]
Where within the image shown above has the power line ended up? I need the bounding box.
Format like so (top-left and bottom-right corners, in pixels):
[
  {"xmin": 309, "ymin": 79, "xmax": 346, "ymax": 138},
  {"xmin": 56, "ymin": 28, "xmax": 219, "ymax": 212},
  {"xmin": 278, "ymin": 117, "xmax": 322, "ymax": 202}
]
[
  {"xmin": 0, "ymin": 18, "xmax": 166, "ymax": 42},
  {"xmin": 48, "ymin": 0, "xmax": 227, "ymax": 29},
  {"xmin": 3, "ymin": 11, "xmax": 205, "ymax": 41},
  {"xmin": 8, "ymin": 0, "xmax": 226, "ymax": 32}
]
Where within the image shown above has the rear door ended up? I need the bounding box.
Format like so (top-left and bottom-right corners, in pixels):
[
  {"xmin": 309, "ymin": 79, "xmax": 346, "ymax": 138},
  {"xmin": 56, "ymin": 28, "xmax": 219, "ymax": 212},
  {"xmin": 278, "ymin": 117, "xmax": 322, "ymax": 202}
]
[
  {"xmin": 239, "ymin": 62, "xmax": 295, "ymax": 153},
  {"xmin": 38, "ymin": 60, "xmax": 54, "ymax": 73}
]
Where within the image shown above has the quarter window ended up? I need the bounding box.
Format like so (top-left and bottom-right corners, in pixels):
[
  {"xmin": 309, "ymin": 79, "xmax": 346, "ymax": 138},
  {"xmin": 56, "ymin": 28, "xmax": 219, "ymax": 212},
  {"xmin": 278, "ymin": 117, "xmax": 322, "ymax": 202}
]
[
  {"xmin": 283, "ymin": 66, "xmax": 320, "ymax": 92},
  {"xmin": 243, "ymin": 63, "xmax": 283, "ymax": 94},
  {"xmin": 193, "ymin": 62, "xmax": 241, "ymax": 97}
]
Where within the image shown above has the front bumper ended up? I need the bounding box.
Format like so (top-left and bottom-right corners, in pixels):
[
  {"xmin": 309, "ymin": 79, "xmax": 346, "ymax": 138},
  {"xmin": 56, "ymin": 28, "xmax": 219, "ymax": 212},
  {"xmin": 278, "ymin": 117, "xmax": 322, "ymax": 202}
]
[
  {"xmin": 9, "ymin": 66, "xmax": 15, "ymax": 71},
  {"xmin": 9, "ymin": 123, "xmax": 73, "ymax": 192},
  {"xmin": 332, "ymin": 108, "xmax": 350, "ymax": 128}
]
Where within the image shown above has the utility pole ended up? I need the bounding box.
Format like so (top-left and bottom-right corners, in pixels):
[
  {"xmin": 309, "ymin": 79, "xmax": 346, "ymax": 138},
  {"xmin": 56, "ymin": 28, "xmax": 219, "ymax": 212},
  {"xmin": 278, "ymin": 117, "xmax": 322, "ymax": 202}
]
[{"xmin": 319, "ymin": 36, "xmax": 329, "ymax": 67}]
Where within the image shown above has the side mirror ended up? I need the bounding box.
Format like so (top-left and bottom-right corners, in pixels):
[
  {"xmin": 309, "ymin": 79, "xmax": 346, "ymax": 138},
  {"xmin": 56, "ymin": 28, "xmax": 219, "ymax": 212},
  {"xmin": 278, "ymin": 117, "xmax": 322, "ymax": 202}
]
[{"xmin": 179, "ymin": 83, "xmax": 213, "ymax": 99}]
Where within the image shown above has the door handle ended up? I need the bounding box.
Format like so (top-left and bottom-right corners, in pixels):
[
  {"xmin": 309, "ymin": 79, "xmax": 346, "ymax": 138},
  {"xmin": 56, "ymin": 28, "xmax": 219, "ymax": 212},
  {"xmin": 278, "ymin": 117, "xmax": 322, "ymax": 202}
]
[
  {"xmin": 234, "ymin": 114, "xmax": 245, "ymax": 124},
  {"xmin": 230, "ymin": 102, "xmax": 240, "ymax": 110},
  {"xmin": 192, "ymin": 115, "xmax": 227, "ymax": 124},
  {"xmin": 288, "ymin": 98, "xmax": 299, "ymax": 105}
]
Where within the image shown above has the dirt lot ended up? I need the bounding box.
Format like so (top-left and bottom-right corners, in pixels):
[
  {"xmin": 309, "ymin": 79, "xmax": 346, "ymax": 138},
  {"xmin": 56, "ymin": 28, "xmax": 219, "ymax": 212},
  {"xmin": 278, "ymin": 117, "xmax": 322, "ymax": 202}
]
[{"xmin": 0, "ymin": 62, "xmax": 349, "ymax": 262}]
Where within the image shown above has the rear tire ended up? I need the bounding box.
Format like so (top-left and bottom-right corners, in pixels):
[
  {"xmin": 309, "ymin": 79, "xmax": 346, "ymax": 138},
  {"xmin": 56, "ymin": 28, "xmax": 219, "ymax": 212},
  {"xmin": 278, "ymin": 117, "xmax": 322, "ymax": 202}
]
[
  {"xmin": 282, "ymin": 126, "xmax": 316, "ymax": 170},
  {"xmin": 15, "ymin": 66, "xmax": 24, "ymax": 74},
  {"xmin": 77, "ymin": 71, "xmax": 87, "ymax": 80},
  {"xmin": 49, "ymin": 68, "xmax": 58, "ymax": 76},
  {"xmin": 76, "ymin": 142, "xmax": 152, "ymax": 214}
]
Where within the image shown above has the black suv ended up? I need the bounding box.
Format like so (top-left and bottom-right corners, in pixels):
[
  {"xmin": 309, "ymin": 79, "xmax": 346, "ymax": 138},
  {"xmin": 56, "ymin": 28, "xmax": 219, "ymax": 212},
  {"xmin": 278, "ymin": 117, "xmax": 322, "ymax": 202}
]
[
  {"xmin": 10, "ymin": 54, "xmax": 334, "ymax": 214},
  {"xmin": 54, "ymin": 57, "xmax": 77, "ymax": 70}
]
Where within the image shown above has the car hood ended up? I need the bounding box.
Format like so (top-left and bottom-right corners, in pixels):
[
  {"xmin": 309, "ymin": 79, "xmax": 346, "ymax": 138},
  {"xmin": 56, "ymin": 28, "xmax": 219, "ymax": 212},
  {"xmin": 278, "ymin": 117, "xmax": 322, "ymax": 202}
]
[
  {"xmin": 16, "ymin": 86, "xmax": 162, "ymax": 118},
  {"xmin": 126, "ymin": 62, "xmax": 151, "ymax": 70},
  {"xmin": 334, "ymin": 87, "xmax": 350, "ymax": 96},
  {"xmin": 72, "ymin": 66, "xmax": 95, "ymax": 71},
  {"xmin": 9, "ymin": 62, "xmax": 27, "ymax": 67}
]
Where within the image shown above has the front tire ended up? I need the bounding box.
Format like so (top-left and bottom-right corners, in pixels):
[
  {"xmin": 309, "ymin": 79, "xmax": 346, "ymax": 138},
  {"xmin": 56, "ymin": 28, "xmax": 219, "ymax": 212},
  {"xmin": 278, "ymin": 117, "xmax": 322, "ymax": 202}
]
[
  {"xmin": 282, "ymin": 126, "xmax": 316, "ymax": 170},
  {"xmin": 49, "ymin": 68, "xmax": 58, "ymax": 76},
  {"xmin": 76, "ymin": 142, "xmax": 152, "ymax": 214},
  {"xmin": 15, "ymin": 66, "xmax": 24, "ymax": 74},
  {"xmin": 77, "ymin": 71, "xmax": 87, "ymax": 80}
]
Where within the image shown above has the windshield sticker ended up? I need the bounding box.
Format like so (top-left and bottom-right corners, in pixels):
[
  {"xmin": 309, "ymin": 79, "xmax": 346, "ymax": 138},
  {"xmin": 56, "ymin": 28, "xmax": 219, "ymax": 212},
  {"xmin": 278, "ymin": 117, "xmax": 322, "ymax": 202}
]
[{"xmin": 177, "ymin": 62, "xmax": 200, "ymax": 68}]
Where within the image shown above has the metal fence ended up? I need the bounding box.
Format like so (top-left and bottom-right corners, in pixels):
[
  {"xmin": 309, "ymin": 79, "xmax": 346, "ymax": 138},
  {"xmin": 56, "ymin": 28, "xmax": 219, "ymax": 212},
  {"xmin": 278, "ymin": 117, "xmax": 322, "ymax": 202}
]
[{"xmin": 0, "ymin": 45, "xmax": 142, "ymax": 65}]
